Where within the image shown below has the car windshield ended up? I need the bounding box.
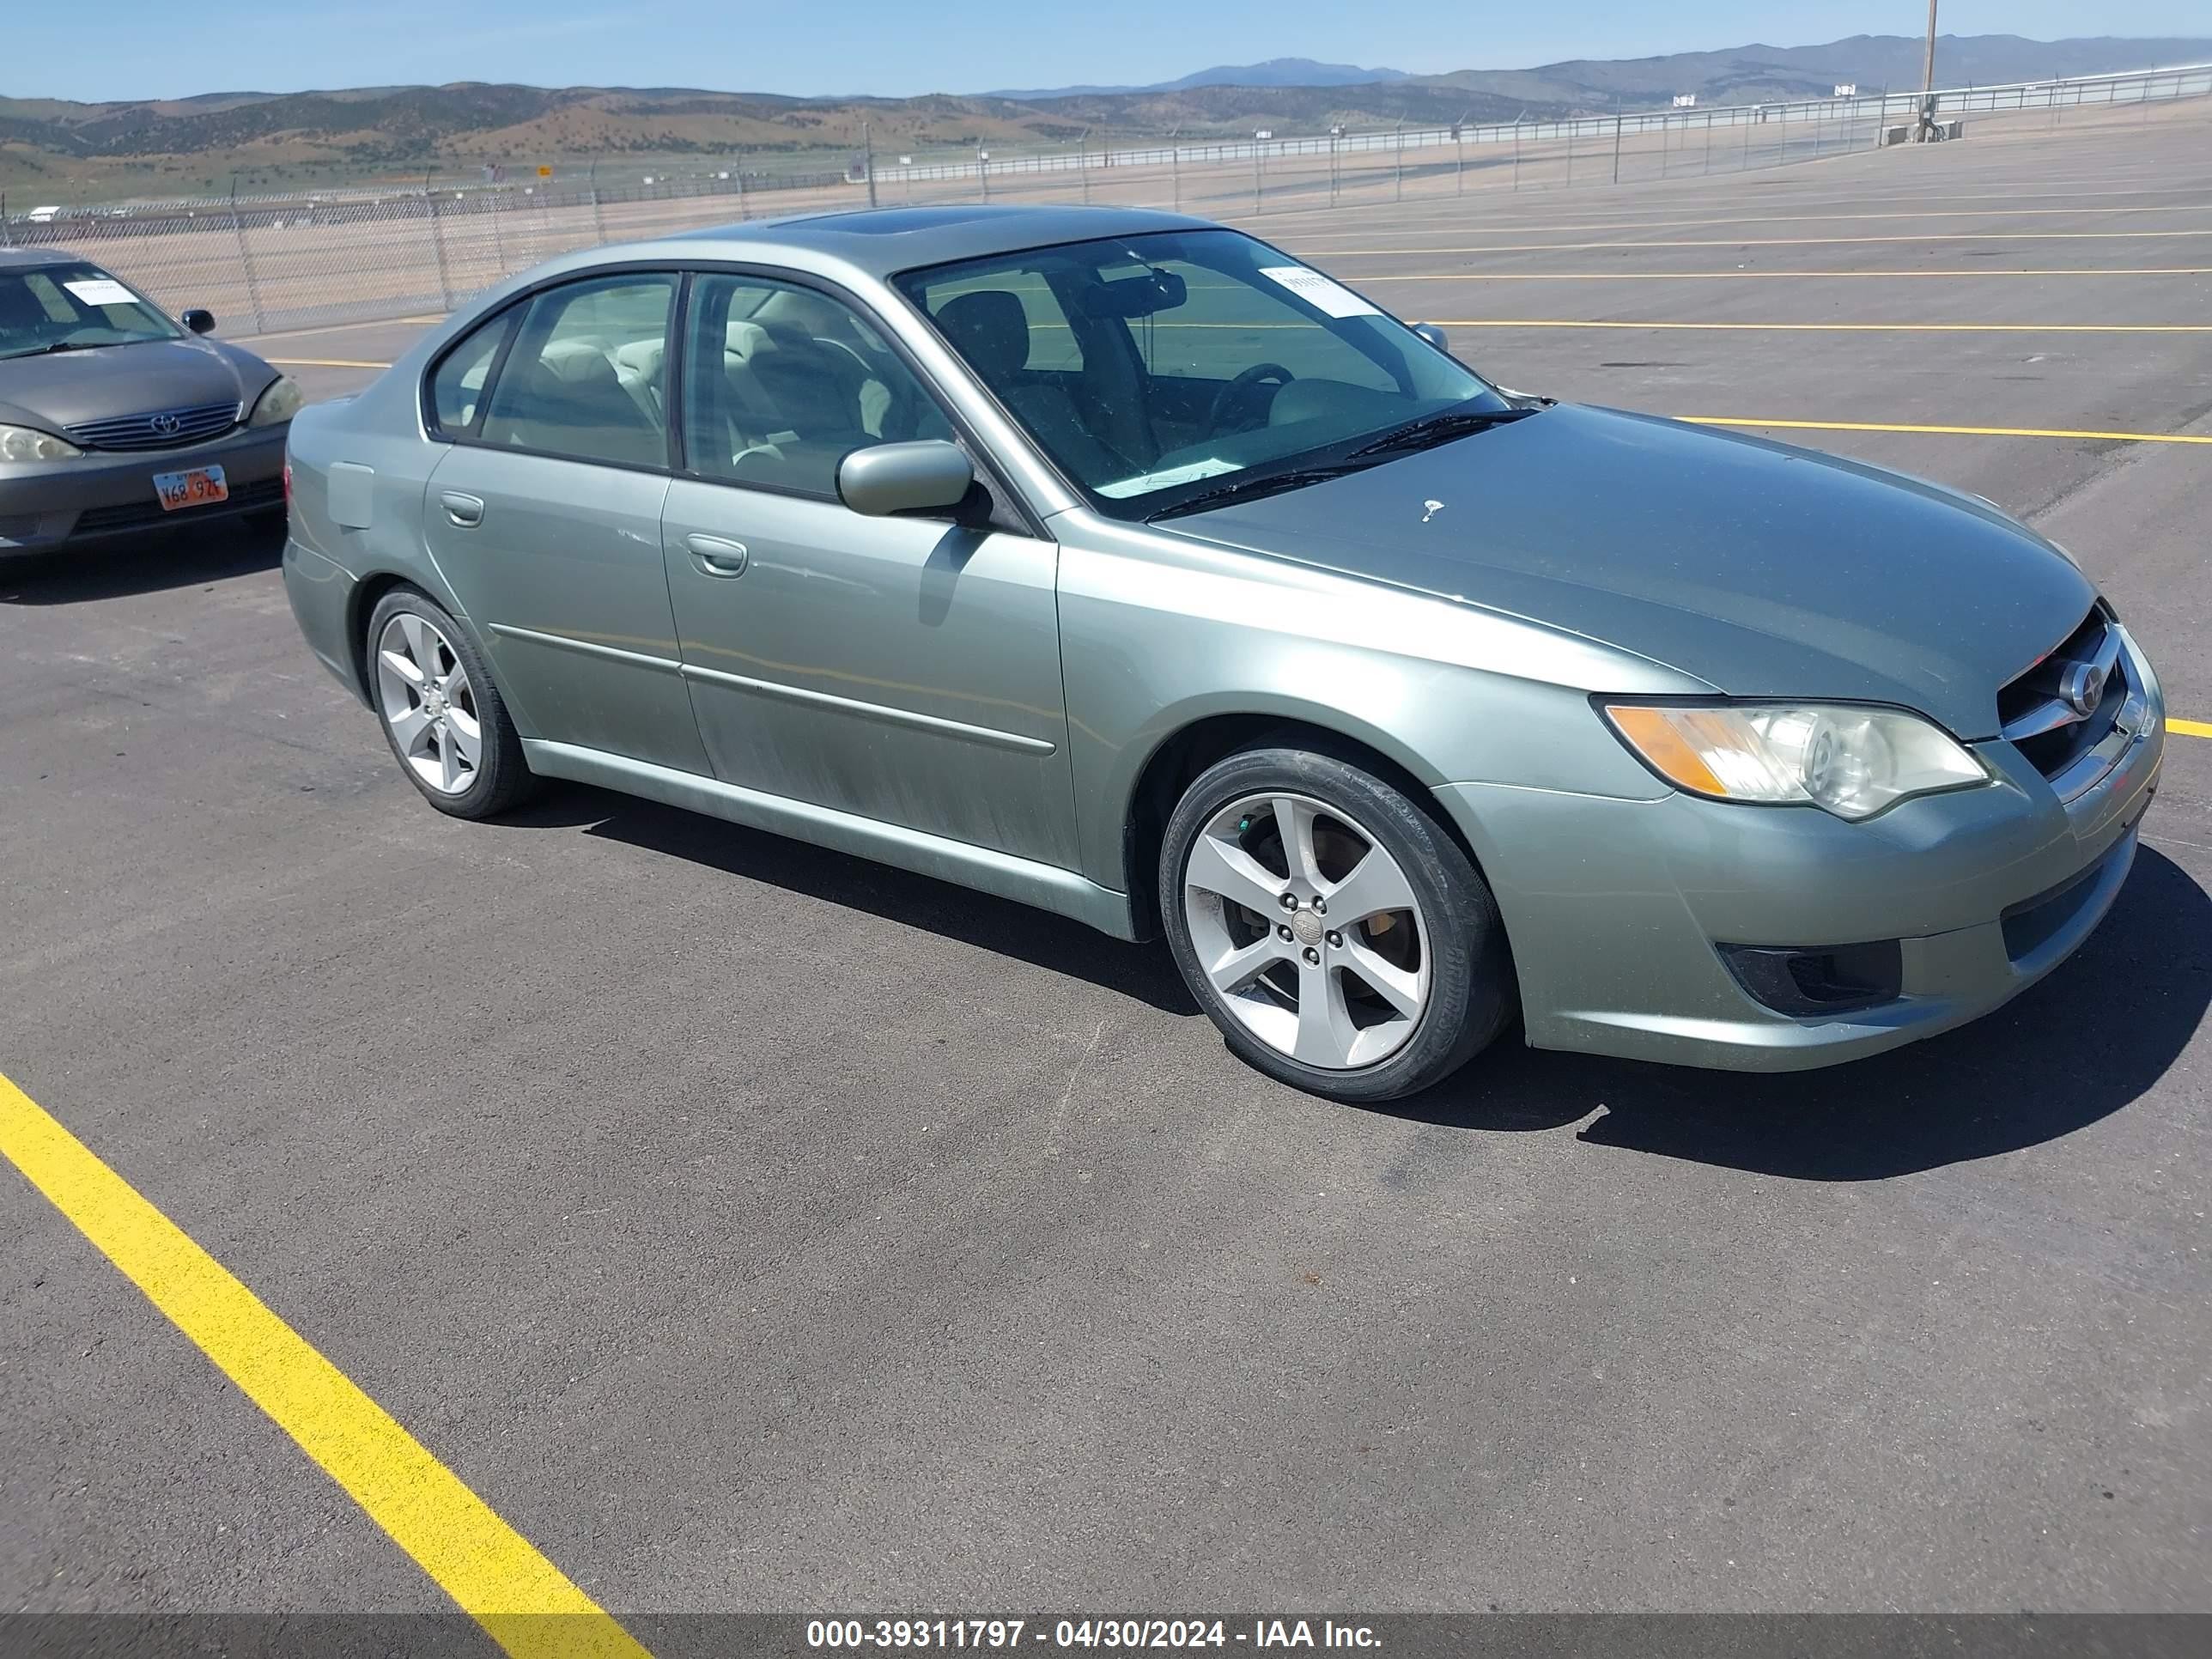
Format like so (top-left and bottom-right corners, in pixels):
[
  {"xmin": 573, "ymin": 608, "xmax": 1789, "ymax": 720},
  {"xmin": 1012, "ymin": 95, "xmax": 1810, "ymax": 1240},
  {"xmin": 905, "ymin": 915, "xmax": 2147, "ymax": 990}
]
[
  {"xmin": 894, "ymin": 228, "xmax": 1510, "ymax": 519},
  {"xmin": 0, "ymin": 262, "xmax": 181, "ymax": 360}
]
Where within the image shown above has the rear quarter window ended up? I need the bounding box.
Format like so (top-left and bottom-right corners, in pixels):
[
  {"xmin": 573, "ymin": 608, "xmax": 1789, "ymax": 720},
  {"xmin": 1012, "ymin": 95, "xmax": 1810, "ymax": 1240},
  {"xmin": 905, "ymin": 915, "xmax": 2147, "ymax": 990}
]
[{"xmin": 427, "ymin": 314, "xmax": 513, "ymax": 435}]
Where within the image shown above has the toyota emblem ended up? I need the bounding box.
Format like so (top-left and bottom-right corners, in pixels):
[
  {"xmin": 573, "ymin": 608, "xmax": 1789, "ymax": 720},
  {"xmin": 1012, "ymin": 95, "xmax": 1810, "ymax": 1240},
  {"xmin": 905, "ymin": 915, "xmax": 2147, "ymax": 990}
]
[
  {"xmin": 149, "ymin": 411, "xmax": 182, "ymax": 435},
  {"xmin": 2057, "ymin": 659, "xmax": 2107, "ymax": 719}
]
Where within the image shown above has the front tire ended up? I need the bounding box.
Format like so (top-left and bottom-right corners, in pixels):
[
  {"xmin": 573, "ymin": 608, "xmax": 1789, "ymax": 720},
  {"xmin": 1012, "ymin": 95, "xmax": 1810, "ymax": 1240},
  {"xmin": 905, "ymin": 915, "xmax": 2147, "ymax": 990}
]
[
  {"xmin": 364, "ymin": 586, "xmax": 537, "ymax": 819},
  {"xmin": 1159, "ymin": 746, "xmax": 1513, "ymax": 1103}
]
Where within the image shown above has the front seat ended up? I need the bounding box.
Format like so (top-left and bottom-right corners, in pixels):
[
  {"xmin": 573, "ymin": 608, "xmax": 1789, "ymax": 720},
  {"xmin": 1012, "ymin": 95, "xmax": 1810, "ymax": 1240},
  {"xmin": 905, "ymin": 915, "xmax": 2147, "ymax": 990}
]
[{"xmin": 935, "ymin": 290, "xmax": 1142, "ymax": 481}]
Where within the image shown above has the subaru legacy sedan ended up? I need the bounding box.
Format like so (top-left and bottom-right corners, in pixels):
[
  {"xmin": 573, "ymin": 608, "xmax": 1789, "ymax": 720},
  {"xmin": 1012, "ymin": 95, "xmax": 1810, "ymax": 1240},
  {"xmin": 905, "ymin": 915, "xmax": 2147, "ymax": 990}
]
[
  {"xmin": 0, "ymin": 247, "xmax": 299, "ymax": 555},
  {"xmin": 281, "ymin": 205, "xmax": 2161, "ymax": 1103}
]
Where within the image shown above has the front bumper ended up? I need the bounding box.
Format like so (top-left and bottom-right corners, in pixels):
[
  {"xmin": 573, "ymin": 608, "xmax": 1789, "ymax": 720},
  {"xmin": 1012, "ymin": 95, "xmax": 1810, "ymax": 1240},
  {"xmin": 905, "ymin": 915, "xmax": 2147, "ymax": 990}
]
[
  {"xmin": 1434, "ymin": 642, "xmax": 2166, "ymax": 1071},
  {"xmin": 0, "ymin": 422, "xmax": 289, "ymax": 551}
]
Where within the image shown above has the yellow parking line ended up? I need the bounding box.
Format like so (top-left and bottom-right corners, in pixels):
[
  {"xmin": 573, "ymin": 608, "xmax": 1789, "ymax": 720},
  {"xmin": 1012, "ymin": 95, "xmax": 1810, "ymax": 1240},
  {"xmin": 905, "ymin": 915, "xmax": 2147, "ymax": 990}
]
[
  {"xmin": 1355, "ymin": 268, "xmax": 2212, "ymax": 281},
  {"xmin": 1680, "ymin": 416, "xmax": 2212, "ymax": 446},
  {"xmin": 267, "ymin": 357, "xmax": 394, "ymax": 368},
  {"xmin": 2172, "ymin": 718, "xmax": 2212, "ymax": 739},
  {"xmin": 0, "ymin": 1071, "xmax": 651, "ymax": 1659},
  {"xmin": 233, "ymin": 314, "xmax": 442, "ymax": 343},
  {"xmin": 1439, "ymin": 320, "xmax": 2212, "ymax": 332}
]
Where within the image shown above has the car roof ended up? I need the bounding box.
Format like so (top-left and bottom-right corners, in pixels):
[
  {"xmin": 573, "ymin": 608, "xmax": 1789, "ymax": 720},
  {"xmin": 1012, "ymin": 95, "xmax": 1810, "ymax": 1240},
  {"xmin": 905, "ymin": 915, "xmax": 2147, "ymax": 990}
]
[
  {"xmin": 667, "ymin": 204, "xmax": 1217, "ymax": 278},
  {"xmin": 0, "ymin": 246, "xmax": 89, "ymax": 272}
]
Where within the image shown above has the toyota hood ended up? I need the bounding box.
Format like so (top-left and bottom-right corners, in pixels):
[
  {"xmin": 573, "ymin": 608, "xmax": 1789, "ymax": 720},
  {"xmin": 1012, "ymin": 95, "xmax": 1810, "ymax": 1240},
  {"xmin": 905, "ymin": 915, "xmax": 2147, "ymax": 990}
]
[
  {"xmin": 0, "ymin": 337, "xmax": 277, "ymax": 434},
  {"xmin": 1163, "ymin": 404, "xmax": 2098, "ymax": 739}
]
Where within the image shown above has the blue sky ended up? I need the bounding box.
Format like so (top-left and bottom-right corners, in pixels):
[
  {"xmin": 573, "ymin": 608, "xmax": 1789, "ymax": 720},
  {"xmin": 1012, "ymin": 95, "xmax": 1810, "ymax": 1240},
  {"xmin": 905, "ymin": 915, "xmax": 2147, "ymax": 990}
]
[{"xmin": 9, "ymin": 1, "xmax": 2211, "ymax": 103}]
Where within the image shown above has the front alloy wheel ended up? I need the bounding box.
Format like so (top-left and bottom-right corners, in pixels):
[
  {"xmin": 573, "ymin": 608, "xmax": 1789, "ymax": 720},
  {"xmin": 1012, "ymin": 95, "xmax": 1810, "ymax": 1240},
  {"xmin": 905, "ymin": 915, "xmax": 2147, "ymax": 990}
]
[
  {"xmin": 1182, "ymin": 792, "xmax": 1431, "ymax": 1070},
  {"xmin": 1161, "ymin": 746, "xmax": 1514, "ymax": 1103}
]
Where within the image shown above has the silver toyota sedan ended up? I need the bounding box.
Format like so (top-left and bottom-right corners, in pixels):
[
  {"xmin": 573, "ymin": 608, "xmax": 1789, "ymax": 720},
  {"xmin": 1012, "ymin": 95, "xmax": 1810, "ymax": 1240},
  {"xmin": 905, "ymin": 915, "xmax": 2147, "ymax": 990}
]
[
  {"xmin": 1, "ymin": 247, "xmax": 300, "ymax": 554},
  {"xmin": 281, "ymin": 205, "xmax": 2163, "ymax": 1103}
]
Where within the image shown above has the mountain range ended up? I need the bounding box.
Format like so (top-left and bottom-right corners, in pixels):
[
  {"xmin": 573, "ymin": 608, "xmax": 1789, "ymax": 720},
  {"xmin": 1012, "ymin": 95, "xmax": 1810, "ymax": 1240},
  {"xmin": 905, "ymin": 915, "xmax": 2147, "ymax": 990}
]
[{"xmin": 3, "ymin": 34, "xmax": 2205, "ymax": 202}]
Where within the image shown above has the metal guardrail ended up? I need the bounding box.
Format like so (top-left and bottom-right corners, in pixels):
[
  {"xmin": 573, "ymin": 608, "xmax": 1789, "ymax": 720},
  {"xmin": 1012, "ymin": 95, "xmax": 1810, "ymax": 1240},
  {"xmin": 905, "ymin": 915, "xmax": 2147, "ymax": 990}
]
[{"xmin": 3, "ymin": 62, "xmax": 2207, "ymax": 336}]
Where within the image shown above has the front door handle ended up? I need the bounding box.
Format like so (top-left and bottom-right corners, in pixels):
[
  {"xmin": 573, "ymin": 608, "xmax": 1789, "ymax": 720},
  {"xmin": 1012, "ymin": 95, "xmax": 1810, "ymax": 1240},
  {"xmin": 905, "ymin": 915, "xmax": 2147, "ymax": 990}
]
[
  {"xmin": 685, "ymin": 533, "xmax": 749, "ymax": 577},
  {"xmin": 440, "ymin": 490, "xmax": 485, "ymax": 528}
]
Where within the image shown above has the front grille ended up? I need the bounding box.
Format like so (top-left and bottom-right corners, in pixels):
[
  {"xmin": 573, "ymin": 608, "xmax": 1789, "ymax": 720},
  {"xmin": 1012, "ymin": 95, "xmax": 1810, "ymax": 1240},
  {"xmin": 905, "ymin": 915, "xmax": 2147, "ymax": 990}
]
[
  {"xmin": 1996, "ymin": 606, "xmax": 2126, "ymax": 781},
  {"xmin": 70, "ymin": 476, "xmax": 283, "ymax": 538},
  {"xmin": 66, "ymin": 401, "xmax": 240, "ymax": 452}
]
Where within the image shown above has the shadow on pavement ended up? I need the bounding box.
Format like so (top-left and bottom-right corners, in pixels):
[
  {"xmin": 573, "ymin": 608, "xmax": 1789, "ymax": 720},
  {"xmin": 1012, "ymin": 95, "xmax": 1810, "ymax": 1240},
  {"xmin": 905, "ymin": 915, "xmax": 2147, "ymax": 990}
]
[
  {"xmin": 0, "ymin": 518, "xmax": 284, "ymax": 605},
  {"xmin": 497, "ymin": 781, "xmax": 1200, "ymax": 1017},
  {"xmin": 1397, "ymin": 848, "xmax": 2211, "ymax": 1181},
  {"xmin": 502, "ymin": 782, "xmax": 2210, "ymax": 1179}
]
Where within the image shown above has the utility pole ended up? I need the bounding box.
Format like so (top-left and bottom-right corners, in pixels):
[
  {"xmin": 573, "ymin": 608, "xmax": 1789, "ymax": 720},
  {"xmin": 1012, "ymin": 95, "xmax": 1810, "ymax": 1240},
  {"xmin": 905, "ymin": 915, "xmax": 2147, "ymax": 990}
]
[
  {"xmin": 864, "ymin": 122, "xmax": 878, "ymax": 209},
  {"xmin": 1920, "ymin": 0, "xmax": 1940, "ymax": 138}
]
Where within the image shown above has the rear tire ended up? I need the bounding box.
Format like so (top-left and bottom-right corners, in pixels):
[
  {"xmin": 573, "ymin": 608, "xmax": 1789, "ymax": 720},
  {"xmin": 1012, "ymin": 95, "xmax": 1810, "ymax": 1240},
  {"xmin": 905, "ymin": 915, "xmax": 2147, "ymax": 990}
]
[
  {"xmin": 364, "ymin": 586, "xmax": 537, "ymax": 819},
  {"xmin": 1159, "ymin": 746, "xmax": 1513, "ymax": 1103}
]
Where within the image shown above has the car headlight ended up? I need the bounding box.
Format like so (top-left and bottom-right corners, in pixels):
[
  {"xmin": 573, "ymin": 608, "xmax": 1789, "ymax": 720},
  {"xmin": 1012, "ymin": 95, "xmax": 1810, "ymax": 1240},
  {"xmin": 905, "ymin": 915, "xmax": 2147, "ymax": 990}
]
[
  {"xmin": 1601, "ymin": 702, "xmax": 1988, "ymax": 821},
  {"xmin": 247, "ymin": 375, "xmax": 303, "ymax": 427},
  {"xmin": 0, "ymin": 423, "xmax": 83, "ymax": 464}
]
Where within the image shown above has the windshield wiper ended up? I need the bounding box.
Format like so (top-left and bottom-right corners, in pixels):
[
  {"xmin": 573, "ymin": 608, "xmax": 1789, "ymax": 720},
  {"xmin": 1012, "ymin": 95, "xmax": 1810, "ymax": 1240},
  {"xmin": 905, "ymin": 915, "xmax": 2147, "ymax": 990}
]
[
  {"xmin": 3, "ymin": 338, "xmax": 106, "ymax": 360},
  {"xmin": 1348, "ymin": 405, "xmax": 1537, "ymax": 460},
  {"xmin": 1146, "ymin": 464, "xmax": 1365, "ymax": 521}
]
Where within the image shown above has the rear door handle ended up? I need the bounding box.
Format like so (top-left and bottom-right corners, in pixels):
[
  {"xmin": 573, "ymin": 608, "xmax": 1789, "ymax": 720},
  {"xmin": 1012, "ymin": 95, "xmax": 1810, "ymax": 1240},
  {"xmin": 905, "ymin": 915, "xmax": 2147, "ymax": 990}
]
[
  {"xmin": 440, "ymin": 490, "xmax": 484, "ymax": 528},
  {"xmin": 685, "ymin": 533, "xmax": 749, "ymax": 577}
]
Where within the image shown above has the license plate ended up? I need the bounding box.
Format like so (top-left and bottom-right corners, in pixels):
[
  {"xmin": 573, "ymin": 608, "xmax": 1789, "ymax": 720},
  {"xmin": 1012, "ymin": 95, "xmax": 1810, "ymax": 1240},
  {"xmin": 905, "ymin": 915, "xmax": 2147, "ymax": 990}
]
[{"xmin": 153, "ymin": 465, "xmax": 228, "ymax": 512}]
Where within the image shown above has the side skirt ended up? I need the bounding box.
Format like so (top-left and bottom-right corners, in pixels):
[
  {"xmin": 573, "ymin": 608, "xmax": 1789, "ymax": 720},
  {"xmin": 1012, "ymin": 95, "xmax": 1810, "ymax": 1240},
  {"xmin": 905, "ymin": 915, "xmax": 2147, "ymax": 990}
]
[{"xmin": 520, "ymin": 739, "xmax": 1139, "ymax": 941}]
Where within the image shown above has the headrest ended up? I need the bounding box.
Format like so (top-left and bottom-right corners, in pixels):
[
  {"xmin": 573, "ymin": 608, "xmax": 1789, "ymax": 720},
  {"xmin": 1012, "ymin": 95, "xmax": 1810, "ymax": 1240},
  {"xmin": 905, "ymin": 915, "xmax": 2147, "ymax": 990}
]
[
  {"xmin": 611, "ymin": 338, "xmax": 665, "ymax": 381},
  {"xmin": 935, "ymin": 289, "xmax": 1029, "ymax": 380},
  {"xmin": 534, "ymin": 339, "xmax": 619, "ymax": 386},
  {"xmin": 725, "ymin": 319, "xmax": 775, "ymax": 361}
]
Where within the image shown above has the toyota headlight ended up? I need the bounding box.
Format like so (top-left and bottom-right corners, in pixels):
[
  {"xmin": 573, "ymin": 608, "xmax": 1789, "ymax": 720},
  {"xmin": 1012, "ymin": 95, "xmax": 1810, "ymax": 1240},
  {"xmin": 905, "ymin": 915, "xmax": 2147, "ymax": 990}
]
[
  {"xmin": 247, "ymin": 374, "xmax": 303, "ymax": 427},
  {"xmin": 1601, "ymin": 702, "xmax": 1988, "ymax": 821},
  {"xmin": 0, "ymin": 423, "xmax": 83, "ymax": 464}
]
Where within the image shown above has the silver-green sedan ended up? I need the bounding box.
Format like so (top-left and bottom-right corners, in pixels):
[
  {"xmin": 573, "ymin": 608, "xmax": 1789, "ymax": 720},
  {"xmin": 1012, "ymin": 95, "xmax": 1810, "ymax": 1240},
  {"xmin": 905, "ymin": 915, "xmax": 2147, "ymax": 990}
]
[{"xmin": 281, "ymin": 205, "xmax": 2162, "ymax": 1103}]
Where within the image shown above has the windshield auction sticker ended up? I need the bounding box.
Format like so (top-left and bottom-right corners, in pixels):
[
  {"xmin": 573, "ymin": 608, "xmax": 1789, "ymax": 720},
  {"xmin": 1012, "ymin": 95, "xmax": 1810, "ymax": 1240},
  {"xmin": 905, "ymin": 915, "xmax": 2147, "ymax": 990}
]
[
  {"xmin": 62, "ymin": 278, "xmax": 139, "ymax": 307},
  {"xmin": 1258, "ymin": 265, "xmax": 1381, "ymax": 319}
]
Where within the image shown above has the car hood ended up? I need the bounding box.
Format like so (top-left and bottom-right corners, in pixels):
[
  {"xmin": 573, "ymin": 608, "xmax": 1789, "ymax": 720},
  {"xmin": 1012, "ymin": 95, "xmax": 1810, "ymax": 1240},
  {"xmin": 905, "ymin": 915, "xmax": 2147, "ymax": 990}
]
[
  {"xmin": 0, "ymin": 337, "xmax": 276, "ymax": 432},
  {"xmin": 1164, "ymin": 404, "xmax": 2097, "ymax": 739}
]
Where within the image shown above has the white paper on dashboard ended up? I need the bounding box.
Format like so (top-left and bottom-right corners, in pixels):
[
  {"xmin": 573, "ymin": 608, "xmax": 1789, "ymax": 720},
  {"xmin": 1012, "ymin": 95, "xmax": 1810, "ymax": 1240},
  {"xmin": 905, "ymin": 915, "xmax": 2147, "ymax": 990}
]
[
  {"xmin": 1096, "ymin": 457, "xmax": 1242, "ymax": 498},
  {"xmin": 1258, "ymin": 265, "xmax": 1380, "ymax": 319},
  {"xmin": 63, "ymin": 277, "xmax": 138, "ymax": 307}
]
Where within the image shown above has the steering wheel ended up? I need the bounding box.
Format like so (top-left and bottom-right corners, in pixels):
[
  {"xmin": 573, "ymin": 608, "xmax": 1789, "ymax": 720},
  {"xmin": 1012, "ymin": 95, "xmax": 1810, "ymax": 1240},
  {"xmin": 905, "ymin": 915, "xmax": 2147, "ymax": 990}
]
[{"xmin": 1207, "ymin": 362, "xmax": 1295, "ymax": 434}]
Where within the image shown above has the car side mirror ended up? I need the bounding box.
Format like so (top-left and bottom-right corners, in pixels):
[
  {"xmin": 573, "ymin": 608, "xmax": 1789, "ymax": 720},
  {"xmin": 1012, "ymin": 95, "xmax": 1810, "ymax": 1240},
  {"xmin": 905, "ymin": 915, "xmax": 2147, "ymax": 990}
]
[
  {"xmin": 1409, "ymin": 321, "xmax": 1449, "ymax": 354},
  {"xmin": 838, "ymin": 440, "xmax": 975, "ymax": 519},
  {"xmin": 181, "ymin": 308, "xmax": 216, "ymax": 335}
]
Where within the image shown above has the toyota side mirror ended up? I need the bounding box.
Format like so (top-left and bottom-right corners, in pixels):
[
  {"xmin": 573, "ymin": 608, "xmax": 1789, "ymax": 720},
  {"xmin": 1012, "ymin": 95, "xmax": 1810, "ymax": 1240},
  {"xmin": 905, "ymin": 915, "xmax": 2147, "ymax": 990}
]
[
  {"xmin": 838, "ymin": 440, "xmax": 975, "ymax": 518},
  {"xmin": 181, "ymin": 308, "xmax": 216, "ymax": 335},
  {"xmin": 1409, "ymin": 321, "xmax": 1449, "ymax": 354}
]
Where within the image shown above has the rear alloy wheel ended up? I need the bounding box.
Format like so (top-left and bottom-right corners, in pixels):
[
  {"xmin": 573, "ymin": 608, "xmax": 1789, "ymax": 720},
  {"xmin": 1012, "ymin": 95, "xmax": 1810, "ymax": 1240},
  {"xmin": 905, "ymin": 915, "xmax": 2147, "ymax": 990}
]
[
  {"xmin": 365, "ymin": 587, "xmax": 536, "ymax": 818},
  {"xmin": 1161, "ymin": 748, "xmax": 1513, "ymax": 1103}
]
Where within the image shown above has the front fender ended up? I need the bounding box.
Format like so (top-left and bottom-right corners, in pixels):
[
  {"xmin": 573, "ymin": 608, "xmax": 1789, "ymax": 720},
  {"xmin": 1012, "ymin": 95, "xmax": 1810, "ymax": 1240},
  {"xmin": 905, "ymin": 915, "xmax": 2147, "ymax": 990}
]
[{"xmin": 1055, "ymin": 521, "xmax": 1686, "ymax": 892}]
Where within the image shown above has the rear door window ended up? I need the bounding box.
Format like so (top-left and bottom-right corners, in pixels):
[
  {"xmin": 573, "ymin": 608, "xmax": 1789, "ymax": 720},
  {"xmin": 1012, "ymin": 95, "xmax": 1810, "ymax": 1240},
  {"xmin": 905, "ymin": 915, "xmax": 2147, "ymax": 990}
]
[{"xmin": 477, "ymin": 275, "xmax": 676, "ymax": 469}]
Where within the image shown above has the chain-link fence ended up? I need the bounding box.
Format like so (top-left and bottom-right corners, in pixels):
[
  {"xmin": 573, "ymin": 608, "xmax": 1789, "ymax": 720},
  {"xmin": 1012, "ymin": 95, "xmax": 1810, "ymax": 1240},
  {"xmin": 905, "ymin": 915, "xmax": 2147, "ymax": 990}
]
[{"xmin": 3, "ymin": 63, "xmax": 2206, "ymax": 336}]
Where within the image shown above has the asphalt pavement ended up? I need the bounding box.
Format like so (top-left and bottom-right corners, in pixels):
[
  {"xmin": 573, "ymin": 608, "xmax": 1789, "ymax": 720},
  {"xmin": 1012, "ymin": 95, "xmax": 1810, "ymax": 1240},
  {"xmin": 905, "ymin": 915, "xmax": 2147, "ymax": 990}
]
[{"xmin": 3, "ymin": 109, "xmax": 2209, "ymax": 1632}]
